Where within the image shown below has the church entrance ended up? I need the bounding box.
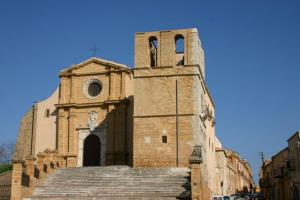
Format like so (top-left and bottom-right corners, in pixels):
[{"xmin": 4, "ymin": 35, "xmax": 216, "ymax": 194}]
[{"xmin": 83, "ymin": 134, "xmax": 101, "ymax": 166}]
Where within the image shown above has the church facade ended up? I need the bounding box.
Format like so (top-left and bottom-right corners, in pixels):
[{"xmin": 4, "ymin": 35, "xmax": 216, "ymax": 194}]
[{"xmin": 13, "ymin": 28, "xmax": 221, "ymax": 196}]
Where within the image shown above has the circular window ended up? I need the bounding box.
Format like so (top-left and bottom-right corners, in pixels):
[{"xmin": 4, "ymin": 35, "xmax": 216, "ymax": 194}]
[
  {"xmin": 88, "ymin": 82, "xmax": 102, "ymax": 97},
  {"xmin": 83, "ymin": 79, "xmax": 102, "ymax": 99}
]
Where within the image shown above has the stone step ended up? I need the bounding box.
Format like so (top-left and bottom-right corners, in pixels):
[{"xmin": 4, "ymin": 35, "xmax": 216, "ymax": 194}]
[
  {"xmin": 33, "ymin": 191, "xmax": 185, "ymax": 195},
  {"xmin": 29, "ymin": 196, "xmax": 186, "ymax": 200},
  {"xmin": 31, "ymin": 166, "xmax": 191, "ymax": 199},
  {"xmin": 33, "ymin": 190, "xmax": 187, "ymax": 195},
  {"xmin": 39, "ymin": 182, "xmax": 187, "ymax": 186},
  {"xmin": 34, "ymin": 188, "xmax": 186, "ymax": 193},
  {"xmin": 44, "ymin": 177, "xmax": 188, "ymax": 181}
]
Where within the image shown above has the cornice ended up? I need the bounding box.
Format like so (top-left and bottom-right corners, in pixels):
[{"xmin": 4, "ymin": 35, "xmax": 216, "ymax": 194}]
[
  {"xmin": 59, "ymin": 69, "xmax": 132, "ymax": 78},
  {"xmin": 55, "ymin": 99, "xmax": 128, "ymax": 108}
]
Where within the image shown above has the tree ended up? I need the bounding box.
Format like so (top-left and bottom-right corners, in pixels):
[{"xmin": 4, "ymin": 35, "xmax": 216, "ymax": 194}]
[
  {"xmin": 0, "ymin": 141, "xmax": 14, "ymax": 164},
  {"xmin": 0, "ymin": 141, "xmax": 14, "ymax": 174}
]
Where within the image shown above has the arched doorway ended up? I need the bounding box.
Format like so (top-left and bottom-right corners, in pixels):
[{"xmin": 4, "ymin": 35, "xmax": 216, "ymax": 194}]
[
  {"xmin": 294, "ymin": 186, "xmax": 300, "ymax": 200},
  {"xmin": 83, "ymin": 134, "xmax": 101, "ymax": 166}
]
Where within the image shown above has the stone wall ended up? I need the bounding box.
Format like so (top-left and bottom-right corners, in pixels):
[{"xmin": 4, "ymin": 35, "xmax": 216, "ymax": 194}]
[
  {"xmin": 13, "ymin": 107, "xmax": 34, "ymax": 161},
  {"xmin": 34, "ymin": 87, "xmax": 59, "ymax": 155},
  {"xmin": 260, "ymin": 131, "xmax": 300, "ymax": 200},
  {"xmin": 133, "ymin": 65, "xmax": 207, "ymax": 168},
  {"xmin": 216, "ymin": 148, "xmax": 254, "ymax": 196},
  {"xmin": 288, "ymin": 131, "xmax": 300, "ymax": 200}
]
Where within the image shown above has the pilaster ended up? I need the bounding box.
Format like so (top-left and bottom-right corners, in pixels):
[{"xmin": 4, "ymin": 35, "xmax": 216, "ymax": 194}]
[
  {"xmin": 120, "ymin": 72, "xmax": 126, "ymax": 99},
  {"xmin": 68, "ymin": 108, "xmax": 77, "ymax": 155},
  {"xmin": 57, "ymin": 108, "xmax": 67, "ymax": 155},
  {"xmin": 106, "ymin": 104, "xmax": 115, "ymax": 165}
]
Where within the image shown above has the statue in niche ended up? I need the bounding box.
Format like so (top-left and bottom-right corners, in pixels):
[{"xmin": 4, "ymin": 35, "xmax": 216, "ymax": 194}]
[
  {"xmin": 149, "ymin": 38, "xmax": 157, "ymax": 67},
  {"xmin": 87, "ymin": 111, "xmax": 98, "ymax": 132}
]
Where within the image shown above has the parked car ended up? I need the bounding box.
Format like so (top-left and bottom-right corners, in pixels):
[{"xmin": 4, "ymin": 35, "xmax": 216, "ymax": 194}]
[
  {"xmin": 211, "ymin": 196, "xmax": 224, "ymax": 200},
  {"xmin": 211, "ymin": 196, "xmax": 235, "ymax": 200},
  {"xmin": 223, "ymin": 196, "xmax": 231, "ymax": 200}
]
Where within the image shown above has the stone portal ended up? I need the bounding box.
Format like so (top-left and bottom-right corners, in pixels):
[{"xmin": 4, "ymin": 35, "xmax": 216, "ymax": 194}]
[
  {"xmin": 83, "ymin": 134, "xmax": 101, "ymax": 166},
  {"xmin": 77, "ymin": 128, "xmax": 107, "ymax": 167}
]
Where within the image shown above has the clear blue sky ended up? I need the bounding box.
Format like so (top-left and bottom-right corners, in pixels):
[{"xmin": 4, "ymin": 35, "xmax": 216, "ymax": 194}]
[{"xmin": 0, "ymin": 0, "xmax": 299, "ymax": 183}]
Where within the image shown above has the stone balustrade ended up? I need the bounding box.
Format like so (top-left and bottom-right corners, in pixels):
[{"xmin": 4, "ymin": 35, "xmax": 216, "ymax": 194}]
[
  {"xmin": 0, "ymin": 185, "xmax": 11, "ymax": 200},
  {"xmin": 10, "ymin": 150, "xmax": 66, "ymax": 200},
  {"xmin": 11, "ymin": 145, "xmax": 210, "ymax": 200}
]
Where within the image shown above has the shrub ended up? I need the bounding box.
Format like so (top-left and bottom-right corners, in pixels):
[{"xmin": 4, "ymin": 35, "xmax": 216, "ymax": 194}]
[{"xmin": 0, "ymin": 164, "xmax": 12, "ymax": 174}]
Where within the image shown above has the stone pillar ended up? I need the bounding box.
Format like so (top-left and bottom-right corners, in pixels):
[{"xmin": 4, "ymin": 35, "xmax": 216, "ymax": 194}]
[
  {"xmin": 36, "ymin": 153, "xmax": 45, "ymax": 179},
  {"xmin": 44, "ymin": 151, "xmax": 52, "ymax": 174},
  {"xmin": 24, "ymin": 156, "xmax": 36, "ymax": 197},
  {"xmin": 50, "ymin": 150, "xmax": 58, "ymax": 169},
  {"xmin": 66, "ymin": 153, "xmax": 77, "ymax": 167},
  {"xmin": 57, "ymin": 155, "xmax": 66, "ymax": 168},
  {"xmin": 25, "ymin": 156, "xmax": 36, "ymax": 178},
  {"xmin": 160, "ymin": 31, "xmax": 173, "ymax": 66},
  {"xmin": 11, "ymin": 160, "xmax": 24, "ymax": 200},
  {"xmin": 189, "ymin": 145, "xmax": 203, "ymax": 200}
]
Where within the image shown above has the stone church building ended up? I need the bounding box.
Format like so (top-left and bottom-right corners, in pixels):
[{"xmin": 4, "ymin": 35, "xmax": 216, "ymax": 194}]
[{"xmin": 13, "ymin": 28, "xmax": 221, "ymax": 198}]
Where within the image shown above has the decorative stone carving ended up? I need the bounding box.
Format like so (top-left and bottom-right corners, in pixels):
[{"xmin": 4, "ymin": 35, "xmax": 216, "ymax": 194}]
[
  {"xmin": 201, "ymin": 107, "xmax": 215, "ymax": 127},
  {"xmin": 87, "ymin": 111, "xmax": 99, "ymax": 132},
  {"xmin": 189, "ymin": 145, "xmax": 203, "ymax": 164},
  {"xmin": 200, "ymin": 106, "xmax": 209, "ymax": 121}
]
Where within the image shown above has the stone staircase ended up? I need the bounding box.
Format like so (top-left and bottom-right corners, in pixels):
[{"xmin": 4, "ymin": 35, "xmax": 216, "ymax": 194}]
[{"xmin": 29, "ymin": 166, "xmax": 191, "ymax": 200}]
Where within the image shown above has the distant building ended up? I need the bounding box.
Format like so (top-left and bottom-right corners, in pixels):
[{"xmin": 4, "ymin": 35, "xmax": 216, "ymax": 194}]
[
  {"xmin": 260, "ymin": 130, "xmax": 300, "ymax": 200},
  {"xmin": 288, "ymin": 131, "xmax": 300, "ymax": 200},
  {"xmin": 216, "ymin": 148, "xmax": 254, "ymax": 196},
  {"xmin": 0, "ymin": 171, "xmax": 11, "ymax": 200}
]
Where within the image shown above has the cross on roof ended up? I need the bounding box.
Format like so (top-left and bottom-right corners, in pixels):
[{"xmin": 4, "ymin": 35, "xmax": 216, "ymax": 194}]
[{"xmin": 90, "ymin": 45, "xmax": 100, "ymax": 57}]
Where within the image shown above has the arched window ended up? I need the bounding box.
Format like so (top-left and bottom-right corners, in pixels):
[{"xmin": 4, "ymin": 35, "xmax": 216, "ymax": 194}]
[
  {"xmin": 175, "ymin": 35, "xmax": 184, "ymax": 66},
  {"xmin": 149, "ymin": 36, "xmax": 158, "ymax": 67}
]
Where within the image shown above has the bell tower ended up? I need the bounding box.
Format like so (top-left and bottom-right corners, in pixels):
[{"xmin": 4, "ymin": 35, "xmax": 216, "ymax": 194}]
[
  {"xmin": 134, "ymin": 28, "xmax": 205, "ymax": 77},
  {"xmin": 133, "ymin": 28, "xmax": 213, "ymax": 168}
]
